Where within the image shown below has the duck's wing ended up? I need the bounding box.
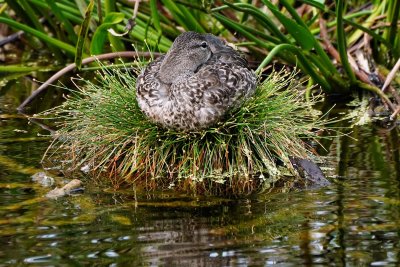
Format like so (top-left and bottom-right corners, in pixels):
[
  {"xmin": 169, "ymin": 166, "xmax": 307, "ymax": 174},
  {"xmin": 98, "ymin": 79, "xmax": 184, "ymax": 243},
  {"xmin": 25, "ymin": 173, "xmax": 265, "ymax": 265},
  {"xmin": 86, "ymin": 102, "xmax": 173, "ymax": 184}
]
[
  {"xmin": 188, "ymin": 59, "xmax": 256, "ymax": 114},
  {"xmin": 136, "ymin": 55, "xmax": 168, "ymax": 107},
  {"xmin": 175, "ymin": 60, "xmax": 256, "ymax": 128}
]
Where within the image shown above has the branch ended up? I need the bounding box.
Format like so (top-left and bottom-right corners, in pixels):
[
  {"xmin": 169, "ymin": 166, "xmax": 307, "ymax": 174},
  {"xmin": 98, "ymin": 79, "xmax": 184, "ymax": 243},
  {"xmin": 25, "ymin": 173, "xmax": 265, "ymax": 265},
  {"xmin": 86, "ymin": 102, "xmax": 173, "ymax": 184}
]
[{"xmin": 17, "ymin": 51, "xmax": 161, "ymax": 112}]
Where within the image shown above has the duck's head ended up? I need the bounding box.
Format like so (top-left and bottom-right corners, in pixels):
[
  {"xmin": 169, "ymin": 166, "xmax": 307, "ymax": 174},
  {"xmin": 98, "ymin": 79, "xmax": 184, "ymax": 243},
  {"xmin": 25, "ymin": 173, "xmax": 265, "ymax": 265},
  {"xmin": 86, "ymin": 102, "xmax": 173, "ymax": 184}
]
[
  {"xmin": 158, "ymin": 32, "xmax": 213, "ymax": 84},
  {"xmin": 204, "ymin": 33, "xmax": 232, "ymax": 53}
]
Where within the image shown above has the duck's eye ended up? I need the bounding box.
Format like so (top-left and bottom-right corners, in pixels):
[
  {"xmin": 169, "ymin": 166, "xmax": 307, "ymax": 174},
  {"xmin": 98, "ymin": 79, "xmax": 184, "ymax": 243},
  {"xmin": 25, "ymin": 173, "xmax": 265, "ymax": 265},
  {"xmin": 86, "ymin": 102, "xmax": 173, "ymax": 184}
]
[{"xmin": 200, "ymin": 42, "xmax": 208, "ymax": 49}]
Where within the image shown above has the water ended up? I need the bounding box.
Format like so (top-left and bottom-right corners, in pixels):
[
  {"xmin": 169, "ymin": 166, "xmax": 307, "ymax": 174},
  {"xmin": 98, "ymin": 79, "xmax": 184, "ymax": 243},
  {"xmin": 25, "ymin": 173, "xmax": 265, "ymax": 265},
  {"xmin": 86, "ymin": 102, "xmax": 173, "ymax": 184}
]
[{"xmin": 1, "ymin": 77, "xmax": 400, "ymax": 266}]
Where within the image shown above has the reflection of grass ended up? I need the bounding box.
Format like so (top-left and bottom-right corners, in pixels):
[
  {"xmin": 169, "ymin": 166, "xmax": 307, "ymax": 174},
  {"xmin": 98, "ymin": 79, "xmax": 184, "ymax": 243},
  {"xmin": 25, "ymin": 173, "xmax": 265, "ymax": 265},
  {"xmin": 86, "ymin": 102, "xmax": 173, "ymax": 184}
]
[{"xmin": 43, "ymin": 64, "xmax": 327, "ymax": 195}]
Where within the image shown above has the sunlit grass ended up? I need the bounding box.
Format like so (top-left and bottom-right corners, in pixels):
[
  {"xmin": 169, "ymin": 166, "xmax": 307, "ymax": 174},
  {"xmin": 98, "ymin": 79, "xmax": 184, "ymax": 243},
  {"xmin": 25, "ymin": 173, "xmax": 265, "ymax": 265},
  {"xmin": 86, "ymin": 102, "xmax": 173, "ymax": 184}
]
[{"xmin": 42, "ymin": 62, "xmax": 328, "ymax": 195}]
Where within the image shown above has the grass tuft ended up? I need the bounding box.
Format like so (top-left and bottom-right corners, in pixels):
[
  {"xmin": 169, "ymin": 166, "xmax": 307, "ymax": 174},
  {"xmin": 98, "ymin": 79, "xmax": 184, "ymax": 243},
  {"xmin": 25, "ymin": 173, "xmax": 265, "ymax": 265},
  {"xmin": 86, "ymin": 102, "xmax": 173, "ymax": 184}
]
[{"xmin": 42, "ymin": 62, "xmax": 327, "ymax": 195}]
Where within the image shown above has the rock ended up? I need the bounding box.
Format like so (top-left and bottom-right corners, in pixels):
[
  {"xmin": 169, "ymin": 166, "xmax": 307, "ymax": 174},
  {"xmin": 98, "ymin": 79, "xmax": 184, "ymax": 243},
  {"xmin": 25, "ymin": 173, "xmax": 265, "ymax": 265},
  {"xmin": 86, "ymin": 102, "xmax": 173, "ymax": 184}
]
[
  {"xmin": 31, "ymin": 172, "xmax": 55, "ymax": 187},
  {"xmin": 290, "ymin": 157, "xmax": 331, "ymax": 189},
  {"xmin": 45, "ymin": 179, "xmax": 82, "ymax": 199}
]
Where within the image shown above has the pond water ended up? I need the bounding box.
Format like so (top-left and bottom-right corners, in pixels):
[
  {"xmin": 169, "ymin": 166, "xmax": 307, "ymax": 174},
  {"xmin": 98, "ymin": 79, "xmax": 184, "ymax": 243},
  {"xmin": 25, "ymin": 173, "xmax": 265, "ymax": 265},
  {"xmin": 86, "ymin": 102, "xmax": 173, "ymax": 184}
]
[{"xmin": 1, "ymin": 76, "xmax": 400, "ymax": 266}]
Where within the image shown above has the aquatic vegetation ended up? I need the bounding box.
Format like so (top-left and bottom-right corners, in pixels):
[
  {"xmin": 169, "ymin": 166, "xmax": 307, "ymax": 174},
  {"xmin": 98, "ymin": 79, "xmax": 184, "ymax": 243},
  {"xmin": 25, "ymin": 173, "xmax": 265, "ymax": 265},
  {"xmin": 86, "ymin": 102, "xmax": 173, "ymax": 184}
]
[
  {"xmin": 2, "ymin": 1, "xmax": 399, "ymax": 101},
  {"xmin": 41, "ymin": 64, "xmax": 327, "ymax": 195},
  {"xmin": 3, "ymin": 0, "xmax": 397, "ymax": 194}
]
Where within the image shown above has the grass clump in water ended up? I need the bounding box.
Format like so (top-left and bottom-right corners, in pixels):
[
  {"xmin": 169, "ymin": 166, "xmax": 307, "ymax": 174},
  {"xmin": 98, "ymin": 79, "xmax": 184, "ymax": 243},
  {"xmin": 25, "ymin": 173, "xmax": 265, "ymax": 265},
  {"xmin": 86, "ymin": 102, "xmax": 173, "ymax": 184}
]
[{"xmin": 43, "ymin": 63, "xmax": 327, "ymax": 195}]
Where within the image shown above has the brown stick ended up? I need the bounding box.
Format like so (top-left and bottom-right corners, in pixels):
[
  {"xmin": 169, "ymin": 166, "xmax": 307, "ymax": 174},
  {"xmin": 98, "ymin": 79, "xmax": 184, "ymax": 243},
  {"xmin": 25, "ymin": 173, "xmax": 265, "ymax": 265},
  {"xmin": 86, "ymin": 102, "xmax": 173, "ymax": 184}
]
[
  {"xmin": 382, "ymin": 57, "xmax": 400, "ymax": 93},
  {"xmin": 319, "ymin": 18, "xmax": 341, "ymax": 63},
  {"xmin": 17, "ymin": 51, "xmax": 161, "ymax": 112},
  {"xmin": 378, "ymin": 73, "xmax": 400, "ymax": 107},
  {"xmin": 390, "ymin": 106, "xmax": 400, "ymax": 120}
]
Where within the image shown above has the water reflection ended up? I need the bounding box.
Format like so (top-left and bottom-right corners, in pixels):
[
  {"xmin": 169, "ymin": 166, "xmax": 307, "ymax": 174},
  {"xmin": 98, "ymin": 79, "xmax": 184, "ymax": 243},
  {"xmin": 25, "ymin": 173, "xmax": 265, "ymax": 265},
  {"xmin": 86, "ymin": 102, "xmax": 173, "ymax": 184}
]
[
  {"xmin": 2, "ymin": 166, "xmax": 400, "ymax": 266},
  {"xmin": 1, "ymin": 77, "xmax": 400, "ymax": 266}
]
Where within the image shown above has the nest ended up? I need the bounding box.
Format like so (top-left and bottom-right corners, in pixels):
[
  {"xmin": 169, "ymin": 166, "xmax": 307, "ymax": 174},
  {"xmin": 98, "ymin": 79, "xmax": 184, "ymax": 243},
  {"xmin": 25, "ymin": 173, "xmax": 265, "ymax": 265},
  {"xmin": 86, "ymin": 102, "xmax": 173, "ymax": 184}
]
[{"xmin": 42, "ymin": 63, "xmax": 327, "ymax": 195}]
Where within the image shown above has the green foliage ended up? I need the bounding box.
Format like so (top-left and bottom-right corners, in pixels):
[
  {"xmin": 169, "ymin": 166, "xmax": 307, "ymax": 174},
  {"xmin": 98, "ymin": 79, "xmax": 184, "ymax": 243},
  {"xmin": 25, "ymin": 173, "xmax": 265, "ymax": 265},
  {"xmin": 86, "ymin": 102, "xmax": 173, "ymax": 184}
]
[
  {"xmin": 42, "ymin": 64, "xmax": 326, "ymax": 195},
  {"xmin": 2, "ymin": 0, "xmax": 399, "ymax": 94},
  {"xmin": 75, "ymin": 0, "xmax": 94, "ymax": 69},
  {"xmin": 335, "ymin": 0, "xmax": 356, "ymax": 83},
  {"xmin": 0, "ymin": 16, "xmax": 77, "ymax": 55},
  {"xmin": 90, "ymin": 12, "xmax": 124, "ymax": 55}
]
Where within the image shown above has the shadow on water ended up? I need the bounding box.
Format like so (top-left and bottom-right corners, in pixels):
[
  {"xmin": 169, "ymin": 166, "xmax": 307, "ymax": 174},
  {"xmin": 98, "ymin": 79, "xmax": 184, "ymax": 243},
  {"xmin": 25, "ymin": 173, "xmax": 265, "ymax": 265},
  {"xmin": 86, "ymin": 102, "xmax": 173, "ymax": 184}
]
[{"xmin": 1, "ymin": 72, "xmax": 400, "ymax": 266}]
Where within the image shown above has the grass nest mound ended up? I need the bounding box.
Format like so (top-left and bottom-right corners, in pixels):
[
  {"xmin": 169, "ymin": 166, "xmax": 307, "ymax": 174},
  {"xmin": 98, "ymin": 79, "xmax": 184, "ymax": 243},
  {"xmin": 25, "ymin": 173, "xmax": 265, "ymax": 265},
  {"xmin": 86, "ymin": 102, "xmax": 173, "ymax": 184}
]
[{"xmin": 43, "ymin": 63, "xmax": 327, "ymax": 195}]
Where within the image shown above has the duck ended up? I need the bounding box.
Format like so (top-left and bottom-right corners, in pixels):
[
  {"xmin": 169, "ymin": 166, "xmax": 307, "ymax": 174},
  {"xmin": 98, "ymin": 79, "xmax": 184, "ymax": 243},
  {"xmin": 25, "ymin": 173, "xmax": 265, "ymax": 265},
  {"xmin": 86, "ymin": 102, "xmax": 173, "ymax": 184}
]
[{"xmin": 136, "ymin": 31, "xmax": 257, "ymax": 131}]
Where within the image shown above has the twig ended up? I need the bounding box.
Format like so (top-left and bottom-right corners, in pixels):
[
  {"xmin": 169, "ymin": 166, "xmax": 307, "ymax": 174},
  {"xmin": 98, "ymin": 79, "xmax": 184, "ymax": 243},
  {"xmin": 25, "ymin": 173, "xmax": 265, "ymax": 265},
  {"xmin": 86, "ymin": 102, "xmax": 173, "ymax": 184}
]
[
  {"xmin": 361, "ymin": 35, "xmax": 400, "ymax": 108},
  {"xmin": 0, "ymin": 17, "xmax": 48, "ymax": 47},
  {"xmin": 0, "ymin": 30, "xmax": 24, "ymax": 46},
  {"xmin": 382, "ymin": 57, "xmax": 400, "ymax": 93},
  {"xmin": 390, "ymin": 106, "xmax": 400, "ymax": 120},
  {"xmin": 132, "ymin": 0, "xmax": 140, "ymax": 19},
  {"xmin": 17, "ymin": 51, "xmax": 161, "ymax": 112},
  {"xmin": 123, "ymin": 0, "xmax": 141, "ymax": 33},
  {"xmin": 319, "ymin": 18, "xmax": 340, "ymax": 63},
  {"xmin": 355, "ymin": 81, "xmax": 396, "ymax": 112},
  {"xmin": 378, "ymin": 73, "xmax": 400, "ymax": 107},
  {"xmin": 379, "ymin": 57, "xmax": 400, "ymax": 113}
]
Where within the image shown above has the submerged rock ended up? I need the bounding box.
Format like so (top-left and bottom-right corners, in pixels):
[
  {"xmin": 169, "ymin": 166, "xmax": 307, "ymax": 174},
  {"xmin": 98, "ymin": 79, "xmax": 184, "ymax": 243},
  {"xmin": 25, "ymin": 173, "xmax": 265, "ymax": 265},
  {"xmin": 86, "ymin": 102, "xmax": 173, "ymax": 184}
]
[
  {"xmin": 45, "ymin": 179, "xmax": 82, "ymax": 199},
  {"xmin": 31, "ymin": 172, "xmax": 54, "ymax": 187},
  {"xmin": 290, "ymin": 157, "xmax": 331, "ymax": 189}
]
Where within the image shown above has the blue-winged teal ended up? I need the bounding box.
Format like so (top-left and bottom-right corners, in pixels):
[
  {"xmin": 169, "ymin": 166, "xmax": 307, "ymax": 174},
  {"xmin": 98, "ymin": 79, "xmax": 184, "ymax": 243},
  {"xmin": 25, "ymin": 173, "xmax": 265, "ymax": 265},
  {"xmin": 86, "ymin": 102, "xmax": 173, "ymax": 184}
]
[{"xmin": 136, "ymin": 32, "xmax": 257, "ymax": 131}]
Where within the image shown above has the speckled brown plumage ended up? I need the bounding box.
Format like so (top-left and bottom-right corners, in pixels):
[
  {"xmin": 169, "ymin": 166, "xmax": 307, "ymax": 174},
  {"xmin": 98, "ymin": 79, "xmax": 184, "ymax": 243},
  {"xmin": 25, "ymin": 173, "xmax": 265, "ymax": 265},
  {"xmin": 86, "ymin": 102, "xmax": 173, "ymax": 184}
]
[{"xmin": 136, "ymin": 32, "xmax": 257, "ymax": 131}]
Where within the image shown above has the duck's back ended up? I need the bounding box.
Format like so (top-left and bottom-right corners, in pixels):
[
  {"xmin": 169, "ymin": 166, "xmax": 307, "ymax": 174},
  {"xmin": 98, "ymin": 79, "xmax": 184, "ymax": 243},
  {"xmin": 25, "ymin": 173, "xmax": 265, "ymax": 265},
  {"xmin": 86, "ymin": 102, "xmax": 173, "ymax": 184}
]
[{"xmin": 136, "ymin": 45, "xmax": 256, "ymax": 131}]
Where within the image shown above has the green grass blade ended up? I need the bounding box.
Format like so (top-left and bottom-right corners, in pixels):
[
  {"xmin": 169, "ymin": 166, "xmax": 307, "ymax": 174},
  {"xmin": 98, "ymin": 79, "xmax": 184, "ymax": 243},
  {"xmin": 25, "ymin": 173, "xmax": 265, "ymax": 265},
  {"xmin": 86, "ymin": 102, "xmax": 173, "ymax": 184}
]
[
  {"xmin": 262, "ymin": 0, "xmax": 315, "ymax": 51},
  {"xmin": 0, "ymin": 64, "xmax": 56, "ymax": 73},
  {"xmin": 256, "ymin": 44, "xmax": 332, "ymax": 91},
  {"xmin": 150, "ymin": 0, "xmax": 162, "ymax": 33},
  {"xmin": 387, "ymin": 0, "xmax": 400, "ymax": 58},
  {"xmin": 161, "ymin": 0, "xmax": 205, "ymax": 32},
  {"xmin": 278, "ymin": 0, "xmax": 338, "ymax": 74},
  {"xmin": 212, "ymin": 13, "xmax": 274, "ymax": 50},
  {"xmin": 218, "ymin": 2, "xmax": 289, "ymax": 43},
  {"xmin": 11, "ymin": 0, "xmax": 64, "ymax": 59},
  {"xmin": 74, "ymin": 0, "xmax": 98, "ymax": 31},
  {"xmin": 18, "ymin": 0, "xmax": 45, "ymax": 31},
  {"xmin": 4, "ymin": 0, "xmax": 33, "ymax": 26},
  {"xmin": 26, "ymin": 0, "xmax": 83, "ymax": 24},
  {"xmin": 104, "ymin": 0, "xmax": 125, "ymax": 52},
  {"xmin": 75, "ymin": 0, "xmax": 94, "ymax": 68},
  {"xmin": 105, "ymin": 0, "xmax": 115, "ymax": 13},
  {"xmin": 298, "ymin": 0, "xmax": 390, "ymax": 48},
  {"xmin": 175, "ymin": 3, "xmax": 205, "ymax": 33},
  {"xmin": 90, "ymin": 12, "xmax": 125, "ymax": 55},
  {"xmin": 28, "ymin": 0, "xmax": 82, "ymax": 17},
  {"xmin": 0, "ymin": 16, "xmax": 76, "ymax": 55},
  {"xmin": 124, "ymin": 24, "xmax": 171, "ymax": 52},
  {"xmin": 336, "ymin": 0, "xmax": 356, "ymax": 82},
  {"xmin": 233, "ymin": 22, "xmax": 281, "ymax": 44},
  {"xmin": 44, "ymin": 0, "xmax": 78, "ymax": 44},
  {"xmin": 297, "ymin": 0, "xmax": 325, "ymax": 10},
  {"xmin": 213, "ymin": 13, "xmax": 281, "ymax": 44},
  {"xmin": 346, "ymin": 2, "xmax": 385, "ymax": 46}
]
